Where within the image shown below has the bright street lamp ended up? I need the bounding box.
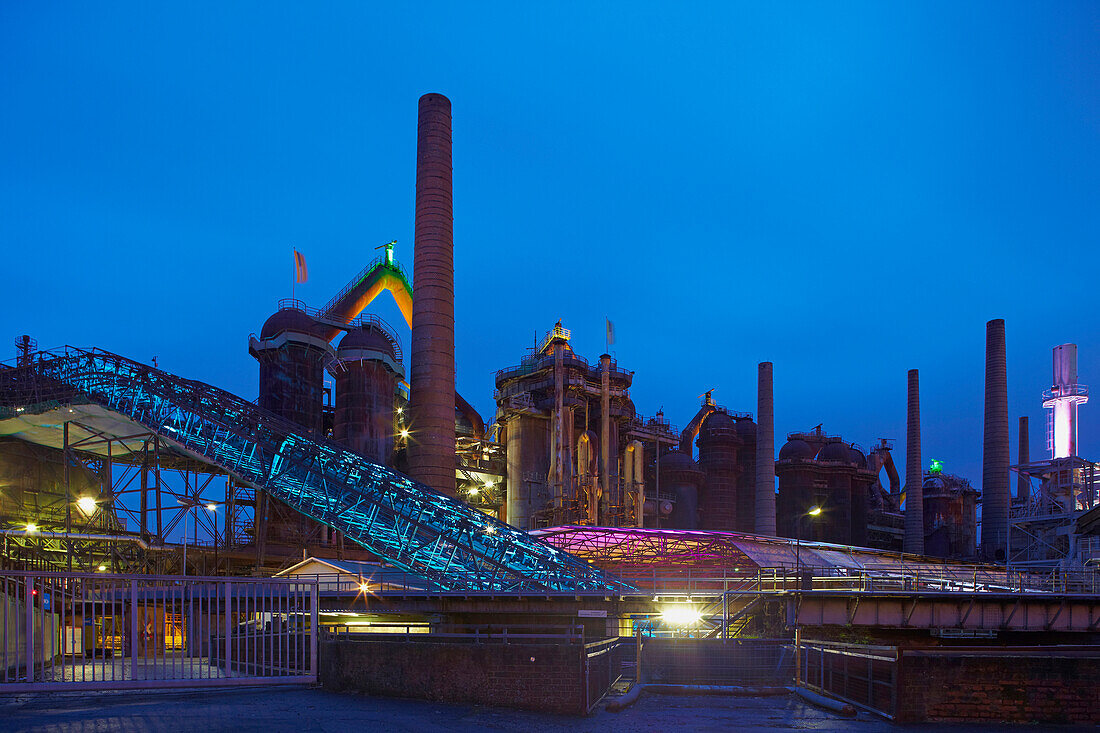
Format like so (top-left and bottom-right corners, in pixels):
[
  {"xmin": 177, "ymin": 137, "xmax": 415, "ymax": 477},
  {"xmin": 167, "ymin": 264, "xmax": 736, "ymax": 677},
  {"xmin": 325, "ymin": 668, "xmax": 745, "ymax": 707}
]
[{"xmin": 794, "ymin": 505, "xmax": 822, "ymax": 589}]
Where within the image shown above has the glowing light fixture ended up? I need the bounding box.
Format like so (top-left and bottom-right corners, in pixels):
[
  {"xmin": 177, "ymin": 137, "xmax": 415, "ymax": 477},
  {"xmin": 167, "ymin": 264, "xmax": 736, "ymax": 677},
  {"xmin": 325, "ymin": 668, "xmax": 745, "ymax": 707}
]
[
  {"xmin": 807, "ymin": 506, "xmax": 822, "ymax": 516},
  {"xmin": 396, "ymin": 407, "xmax": 403, "ymax": 414},
  {"xmin": 77, "ymin": 497, "xmax": 97, "ymax": 515},
  {"xmin": 468, "ymin": 486, "xmax": 479, "ymax": 496},
  {"xmin": 484, "ymin": 480, "xmax": 494, "ymax": 489},
  {"xmin": 661, "ymin": 605, "xmax": 703, "ymax": 627},
  {"xmin": 358, "ymin": 582, "xmax": 370, "ymax": 593},
  {"xmin": 25, "ymin": 523, "xmax": 37, "ymax": 533},
  {"xmin": 484, "ymin": 525, "xmax": 496, "ymax": 535},
  {"xmin": 929, "ymin": 459, "xmax": 943, "ymax": 474},
  {"xmin": 97, "ymin": 565, "xmax": 106, "ymax": 572},
  {"xmin": 399, "ymin": 429, "xmax": 410, "ymax": 438},
  {"xmin": 206, "ymin": 503, "xmax": 218, "ymax": 512}
]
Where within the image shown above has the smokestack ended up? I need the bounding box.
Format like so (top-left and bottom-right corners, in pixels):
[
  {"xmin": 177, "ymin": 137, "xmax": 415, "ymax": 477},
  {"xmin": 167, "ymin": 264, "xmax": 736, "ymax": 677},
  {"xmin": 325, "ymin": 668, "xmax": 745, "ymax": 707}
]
[
  {"xmin": 904, "ymin": 369, "xmax": 924, "ymax": 555},
  {"xmin": 755, "ymin": 361, "xmax": 776, "ymax": 535},
  {"xmin": 407, "ymin": 93, "xmax": 456, "ymax": 496},
  {"xmin": 981, "ymin": 318, "xmax": 1009, "ymax": 562},
  {"xmin": 1017, "ymin": 416, "xmax": 1029, "ymax": 504}
]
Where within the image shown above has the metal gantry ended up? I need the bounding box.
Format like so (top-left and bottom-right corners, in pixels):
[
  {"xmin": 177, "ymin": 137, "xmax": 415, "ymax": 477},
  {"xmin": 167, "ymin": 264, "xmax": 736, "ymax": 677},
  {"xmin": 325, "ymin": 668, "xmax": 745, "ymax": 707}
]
[{"xmin": 0, "ymin": 347, "xmax": 625, "ymax": 592}]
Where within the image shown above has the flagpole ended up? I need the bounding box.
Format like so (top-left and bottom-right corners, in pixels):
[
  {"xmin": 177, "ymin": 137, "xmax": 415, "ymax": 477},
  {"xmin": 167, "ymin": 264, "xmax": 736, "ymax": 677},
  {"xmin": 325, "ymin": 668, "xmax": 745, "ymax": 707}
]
[{"xmin": 291, "ymin": 248, "xmax": 296, "ymax": 302}]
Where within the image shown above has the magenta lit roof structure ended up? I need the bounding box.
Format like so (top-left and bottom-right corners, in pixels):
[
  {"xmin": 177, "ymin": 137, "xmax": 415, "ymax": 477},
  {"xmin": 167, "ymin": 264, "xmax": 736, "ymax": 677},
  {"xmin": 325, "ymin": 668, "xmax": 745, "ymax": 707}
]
[{"xmin": 531, "ymin": 525, "xmax": 993, "ymax": 574}]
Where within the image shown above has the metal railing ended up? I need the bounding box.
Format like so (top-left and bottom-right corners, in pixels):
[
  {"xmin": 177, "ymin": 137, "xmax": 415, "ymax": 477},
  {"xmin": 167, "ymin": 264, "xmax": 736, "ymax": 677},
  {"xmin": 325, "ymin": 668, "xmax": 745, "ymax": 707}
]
[
  {"xmin": 280, "ymin": 563, "xmax": 1099, "ymax": 599},
  {"xmin": 584, "ymin": 637, "xmax": 630, "ymax": 712},
  {"xmin": 1, "ymin": 570, "xmax": 318, "ymax": 691},
  {"xmin": 320, "ymin": 622, "xmax": 585, "ymax": 645},
  {"xmin": 798, "ymin": 639, "xmax": 898, "ymax": 719}
]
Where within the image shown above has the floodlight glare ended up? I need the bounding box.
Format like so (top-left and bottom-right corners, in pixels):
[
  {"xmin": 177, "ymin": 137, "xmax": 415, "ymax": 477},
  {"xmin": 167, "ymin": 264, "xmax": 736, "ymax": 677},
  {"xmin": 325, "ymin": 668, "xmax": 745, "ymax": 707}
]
[{"xmin": 661, "ymin": 605, "xmax": 703, "ymax": 627}]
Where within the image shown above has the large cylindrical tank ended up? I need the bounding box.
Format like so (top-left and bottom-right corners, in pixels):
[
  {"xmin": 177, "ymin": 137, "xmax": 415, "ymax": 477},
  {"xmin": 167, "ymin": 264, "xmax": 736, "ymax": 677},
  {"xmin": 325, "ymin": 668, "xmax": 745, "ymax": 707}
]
[
  {"xmin": 735, "ymin": 417, "xmax": 758, "ymax": 533},
  {"xmin": 504, "ymin": 414, "xmax": 549, "ymax": 530},
  {"xmin": 250, "ymin": 304, "xmax": 333, "ymax": 433},
  {"xmin": 659, "ymin": 449, "xmax": 705, "ymax": 530},
  {"xmin": 816, "ymin": 440, "xmax": 855, "ymax": 543},
  {"xmin": 696, "ymin": 411, "xmax": 741, "ymax": 531},
  {"xmin": 328, "ymin": 323, "xmax": 403, "ymax": 464},
  {"xmin": 775, "ymin": 437, "xmax": 817, "ymax": 539}
]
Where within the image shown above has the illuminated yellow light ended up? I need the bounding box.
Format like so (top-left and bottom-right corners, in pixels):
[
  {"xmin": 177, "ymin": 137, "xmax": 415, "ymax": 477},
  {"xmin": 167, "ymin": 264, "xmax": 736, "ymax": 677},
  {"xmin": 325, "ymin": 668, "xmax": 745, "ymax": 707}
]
[
  {"xmin": 484, "ymin": 526, "xmax": 496, "ymax": 534},
  {"xmin": 396, "ymin": 407, "xmax": 403, "ymax": 414},
  {"xmin": 77, "ymin": 497, "xmax": 97, "ymax": 515},
  {"xmin": 468, "ymin": 487, "xmax": 479, "ymax": 496},
  {"xmin": 25, "ymin": 523, "xmax": 37, "ymax": 533},
  {"xmin": 399, "ymin": 430, "xmax": 410, "ymax": 438},
  {"xmin": 807, "ymin": 506, "xmax": 822, "ymax": 516},
  {"xmin": 661, "ymin": 605, "xmax": 703, "ymax": 627},
  {"xmin": 358, "ymin": 582, "xmax": 370, "ymax": 593},
  {"xmin": 97, "ymin": 565, "xmax": 106, "ymax": 572},
  {"xmin": 206, "ymin": 503, "xmax": 218, "ymax": 512},
  {"xmin": 484, "ymin": 480, "xmax": 494, "ymax": 489}
]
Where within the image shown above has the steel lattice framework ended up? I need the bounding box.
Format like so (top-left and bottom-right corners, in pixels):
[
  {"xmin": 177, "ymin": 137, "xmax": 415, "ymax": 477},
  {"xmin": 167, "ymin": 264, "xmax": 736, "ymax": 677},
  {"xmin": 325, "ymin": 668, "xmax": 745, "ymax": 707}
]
[{"xmin": 0, "ymin": 347, "xmax": 625, "ymax": 592}]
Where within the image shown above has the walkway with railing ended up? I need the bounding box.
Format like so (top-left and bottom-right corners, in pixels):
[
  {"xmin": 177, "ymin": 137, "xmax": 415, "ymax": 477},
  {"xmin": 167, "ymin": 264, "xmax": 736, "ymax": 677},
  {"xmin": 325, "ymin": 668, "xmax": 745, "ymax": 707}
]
[{"xmin": 0, "ymin": 347, "xmax": 624, "ymax": 593}]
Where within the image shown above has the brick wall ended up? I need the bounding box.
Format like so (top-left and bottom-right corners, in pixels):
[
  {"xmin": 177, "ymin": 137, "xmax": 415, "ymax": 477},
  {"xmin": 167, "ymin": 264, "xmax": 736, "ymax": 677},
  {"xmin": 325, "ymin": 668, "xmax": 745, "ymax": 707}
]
[
  {"xmin": 896, "ymin": 651, "xmax": 1100, "ymax": 724},
  {"xmin": 320, "ymin": 639, "xmax": 587, "ymax": 715}
]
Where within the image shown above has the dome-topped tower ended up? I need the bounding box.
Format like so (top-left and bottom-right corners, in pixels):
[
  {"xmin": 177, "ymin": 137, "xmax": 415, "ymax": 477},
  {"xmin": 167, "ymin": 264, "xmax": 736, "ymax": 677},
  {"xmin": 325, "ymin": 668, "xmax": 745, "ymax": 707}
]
[{"xmin": 328, "ymin": 319, "xmax": 404, "ymax": 464}]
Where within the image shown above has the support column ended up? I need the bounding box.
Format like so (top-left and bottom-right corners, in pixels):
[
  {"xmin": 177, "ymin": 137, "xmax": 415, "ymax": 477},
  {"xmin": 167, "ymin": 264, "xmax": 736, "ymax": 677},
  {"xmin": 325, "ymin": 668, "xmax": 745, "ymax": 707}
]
[
  {"xmin": 600, "ymin": 354, "xmax": 611, "ymax": 525},
  {"xmin": 140, "ymin": 441, "xmax": 149, "ymax": 541},
  {"xmin": 1017, "ymin": 416, "xmax": 1029, "ymax": 504}
]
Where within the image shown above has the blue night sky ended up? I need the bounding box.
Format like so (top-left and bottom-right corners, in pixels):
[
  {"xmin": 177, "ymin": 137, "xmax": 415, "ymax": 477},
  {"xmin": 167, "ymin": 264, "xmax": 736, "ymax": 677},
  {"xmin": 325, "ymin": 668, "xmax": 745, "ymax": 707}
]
[{"xmin": 3, "ymin": 2, "xmax": 1100, "ymax": 495}]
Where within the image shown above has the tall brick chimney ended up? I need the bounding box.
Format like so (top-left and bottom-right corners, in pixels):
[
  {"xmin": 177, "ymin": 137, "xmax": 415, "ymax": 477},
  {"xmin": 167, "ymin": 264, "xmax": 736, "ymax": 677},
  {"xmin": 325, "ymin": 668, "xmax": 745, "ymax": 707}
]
[{"xmin": 407, "ymin": 93, "xmax": 456, "ymax": 495}]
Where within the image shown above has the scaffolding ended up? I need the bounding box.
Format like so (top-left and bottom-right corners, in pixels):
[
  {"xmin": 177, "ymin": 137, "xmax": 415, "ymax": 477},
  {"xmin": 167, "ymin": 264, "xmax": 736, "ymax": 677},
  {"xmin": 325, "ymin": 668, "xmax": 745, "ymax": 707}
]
[{"xmin": 1010, "ymin": 456, "xmax": 1100, "ymax": 569}]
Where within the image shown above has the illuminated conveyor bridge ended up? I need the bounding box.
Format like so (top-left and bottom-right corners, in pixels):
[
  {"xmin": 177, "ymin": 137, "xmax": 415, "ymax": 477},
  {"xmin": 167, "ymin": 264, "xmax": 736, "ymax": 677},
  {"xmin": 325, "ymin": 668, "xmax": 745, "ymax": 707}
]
[{"xmin": 0, "ymin": 347, "xmax": 625, "ymax": 592}]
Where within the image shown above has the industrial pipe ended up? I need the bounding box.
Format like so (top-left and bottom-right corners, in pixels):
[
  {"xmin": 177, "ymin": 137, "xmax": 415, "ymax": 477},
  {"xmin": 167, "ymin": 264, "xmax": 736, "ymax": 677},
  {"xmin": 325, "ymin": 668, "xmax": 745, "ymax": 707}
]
[
  {"xmin": 0, "ymin": 529, "xmax": 151, "ymax": 550},
  {"xmin": 1017, "ymin": 416, "xmax": 1029, "ymax": 504}
]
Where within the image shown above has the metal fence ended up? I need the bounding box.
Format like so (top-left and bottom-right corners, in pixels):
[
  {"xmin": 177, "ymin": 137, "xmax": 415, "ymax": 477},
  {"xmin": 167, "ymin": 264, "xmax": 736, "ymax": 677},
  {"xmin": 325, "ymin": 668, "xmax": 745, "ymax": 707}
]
[
  {"xmin": 584, "ymin": 637, "xmax": 630, "ymax": 712},
  {"xmin": 289, "ymin": 564, "xmax": 1100, "ymax": 598},
  {"xmin": 319, "ymin": 623, "xmax": 585, "ymax": 644},
  {"xmin": 641, "ymin": 638, "xmax": 794, "ymax": 686},
  {"xmin": 1, "ymin": 570, "xmax": 317, "ymax": 691},
  {"xmin": 797, "ymin": 639, "xmax": 898, "ymax": 718}
]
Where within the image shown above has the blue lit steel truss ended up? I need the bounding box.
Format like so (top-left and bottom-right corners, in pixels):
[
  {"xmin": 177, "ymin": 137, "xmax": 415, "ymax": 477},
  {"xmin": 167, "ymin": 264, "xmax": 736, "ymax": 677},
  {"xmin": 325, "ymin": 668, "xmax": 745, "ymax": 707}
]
[{"xmin": 0, "ymin": 347, "xmax": 625, "ymax": 592}]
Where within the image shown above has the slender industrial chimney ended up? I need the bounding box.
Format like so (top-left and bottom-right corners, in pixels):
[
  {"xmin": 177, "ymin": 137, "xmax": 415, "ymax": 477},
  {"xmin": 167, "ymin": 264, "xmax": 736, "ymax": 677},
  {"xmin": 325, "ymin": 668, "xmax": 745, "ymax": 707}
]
[
  {"xmin": 904, "ymin": 369, "xmax": 924, "ymax": 555},
  {"xmin": 981, "ymin": 318, "xmax": 1009, "ymax": 562},
  {"xmin": 407, "ymin": 93, "xmax": 456, "ymax": 496},
  {"xmin": 1017, "ymin": 416, "xmax": 1029, "ymax": 504},
  {"xmin": 755, "ymin": 361, "xmax": 776, "ymax": 535}
]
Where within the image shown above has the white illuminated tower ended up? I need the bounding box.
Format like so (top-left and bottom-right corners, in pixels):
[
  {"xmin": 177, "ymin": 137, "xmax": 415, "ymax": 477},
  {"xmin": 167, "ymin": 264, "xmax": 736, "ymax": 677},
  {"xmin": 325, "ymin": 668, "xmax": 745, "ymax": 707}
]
[
  {"xmin": 1011, "ymin": 343, "xmax": 1100, "ymax": 569},
  {"xmin": 1042, "ymin": 344, "xmax": 1088, "ymax": 459}
]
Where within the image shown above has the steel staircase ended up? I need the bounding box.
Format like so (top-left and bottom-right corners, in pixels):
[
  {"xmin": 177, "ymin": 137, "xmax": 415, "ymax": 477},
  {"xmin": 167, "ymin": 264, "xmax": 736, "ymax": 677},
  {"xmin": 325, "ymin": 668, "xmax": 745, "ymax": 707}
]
[{"xmin": 0, "ymin": 347, "xmax": 625, "ymax": 593}]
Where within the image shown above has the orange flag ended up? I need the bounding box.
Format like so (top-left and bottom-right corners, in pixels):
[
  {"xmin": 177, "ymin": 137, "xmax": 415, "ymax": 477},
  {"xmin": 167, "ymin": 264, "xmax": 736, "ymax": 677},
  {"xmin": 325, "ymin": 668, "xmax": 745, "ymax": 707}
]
[{"xmin": 293, "ymin": 250, "xmax": 308, "ymax": 283}]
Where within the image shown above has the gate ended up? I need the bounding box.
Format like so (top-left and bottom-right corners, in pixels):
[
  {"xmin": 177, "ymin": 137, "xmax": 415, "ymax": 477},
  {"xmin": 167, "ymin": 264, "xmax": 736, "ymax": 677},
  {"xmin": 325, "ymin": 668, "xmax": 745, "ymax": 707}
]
[{"xmin": 1, "ymin": 570, "xmax": 318, "ymax": 690}]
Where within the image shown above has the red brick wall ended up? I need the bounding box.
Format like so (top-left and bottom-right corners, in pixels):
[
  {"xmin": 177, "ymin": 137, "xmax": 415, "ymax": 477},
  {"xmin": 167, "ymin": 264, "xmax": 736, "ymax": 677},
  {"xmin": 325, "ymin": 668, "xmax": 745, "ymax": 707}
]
[
  {"xmin": 896, "ymin": 651, "xmax": 1100, "ymax": 724},
  {"xmin": 320, "ymin": 639, "xmax": 586, "ymax": 715}
]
